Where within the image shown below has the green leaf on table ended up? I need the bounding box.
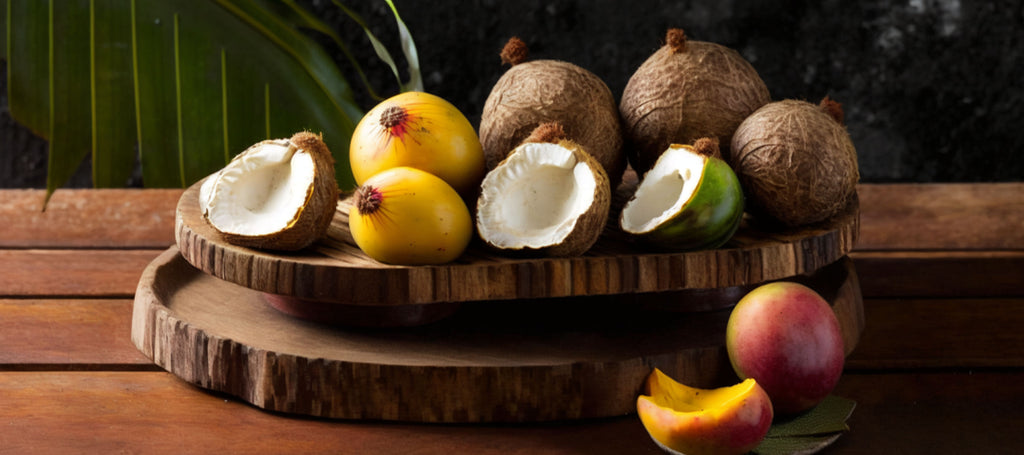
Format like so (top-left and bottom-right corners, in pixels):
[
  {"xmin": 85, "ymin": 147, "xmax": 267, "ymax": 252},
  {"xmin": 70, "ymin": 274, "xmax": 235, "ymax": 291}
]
[
  {"xmin": 754, "ymin": 433, "xmax": 844, "ymax": 455},
  {"xmin": 767, "ymin": 395, "xmax": 856, "ymax": 437},
  {"xmin": 753, "ymin": 395, "xmax": 856, "ymax": 455}
]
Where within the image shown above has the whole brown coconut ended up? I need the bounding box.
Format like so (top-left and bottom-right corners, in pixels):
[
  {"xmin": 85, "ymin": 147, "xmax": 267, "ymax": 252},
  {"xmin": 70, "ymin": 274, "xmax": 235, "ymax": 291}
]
[
  {"xmin": 479, "ymin": 37, "xmax": 626, "ymax": 185},
  {"xmin": 620, "ymin": 28, "xmax": 770, "ymax": 175},
  {"xmin": 730, "ymin": 97, "xmax": 860, "ymax": 227}
]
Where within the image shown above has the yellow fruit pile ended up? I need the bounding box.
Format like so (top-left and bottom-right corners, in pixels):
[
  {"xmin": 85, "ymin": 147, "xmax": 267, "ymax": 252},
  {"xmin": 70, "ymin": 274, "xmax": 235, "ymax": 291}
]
[{"xmin": 347, "ymin": 91, "xmax": 484, "ymax": 265}]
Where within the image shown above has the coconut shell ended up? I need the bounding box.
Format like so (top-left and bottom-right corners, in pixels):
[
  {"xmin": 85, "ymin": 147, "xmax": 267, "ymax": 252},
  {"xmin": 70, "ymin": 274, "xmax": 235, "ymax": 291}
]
[
  {"xmin": 620, "ymin": 29, "xmax": 770, "ymax": 175},
  {"xmin": 619, "ymin": 141, "xmax": 744, "ymax": 252},
  {"xmin": 476, "ymin": 138, "xmax": 611, "ymax": 258},
  {"xmin": 546, "ymin": 140, "xmax": 611, "ymax": 257},
  {"xmin": 479, "ymin": 55, "xmax": 625, "ymax": 186},
  {"xmin": 730, "ymin": 99, "xmax": 860, "ymax": 227},
  {"xmin": 215, "ymin": 132, "xmax": 339, "ymax": 251}
]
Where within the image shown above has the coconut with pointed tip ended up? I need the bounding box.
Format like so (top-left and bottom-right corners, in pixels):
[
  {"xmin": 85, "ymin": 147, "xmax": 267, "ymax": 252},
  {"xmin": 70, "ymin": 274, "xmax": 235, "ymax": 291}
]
[
  {"xmin": 619, "ymin": 137, "xmax": 744, "ymax": 251},
  {"xmin": 199, "ymin": 131, "xmax": 339, "ymax": 251},
  {"xmin": 730, "ymin": 97, "xmax": 860, "ymax": 227},
  {"xmin": 620, "ymin": 28, "xmax": 770, "ymax": 175},
  {"xmin": 479, "ymin": 37, "xmax": 625, "ymax": 185},
  {"xmin": 476, "ymin": 122, "xmax": 611, "ymax": 257}
]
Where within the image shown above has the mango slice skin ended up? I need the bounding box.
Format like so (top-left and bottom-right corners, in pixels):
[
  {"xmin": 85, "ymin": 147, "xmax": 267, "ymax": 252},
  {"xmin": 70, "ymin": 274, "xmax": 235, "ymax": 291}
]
[{"xmin": 637, "ymin": 369, "xmax": 773, "ymax": 455}]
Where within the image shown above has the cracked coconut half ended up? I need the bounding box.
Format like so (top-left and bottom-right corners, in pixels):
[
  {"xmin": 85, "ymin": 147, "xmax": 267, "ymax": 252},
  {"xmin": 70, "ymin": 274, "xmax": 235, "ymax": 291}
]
[
  {"xmin": 476, "ymin": 123, "xmax": 611, "ymax": 257},
  {"xmin": 199, "ymin": 131, "xmax": 339, "ymax": 251},
  {"xmin": 620, "ymin": 138, "xmax": 744, "ymax": 251}
]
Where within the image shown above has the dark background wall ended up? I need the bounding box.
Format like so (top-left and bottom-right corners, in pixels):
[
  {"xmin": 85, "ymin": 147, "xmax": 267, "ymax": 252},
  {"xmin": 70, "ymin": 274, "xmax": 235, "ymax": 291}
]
[{"xmin": 2, "ymin": 0, "xmax": 1022, "ymax": 188}]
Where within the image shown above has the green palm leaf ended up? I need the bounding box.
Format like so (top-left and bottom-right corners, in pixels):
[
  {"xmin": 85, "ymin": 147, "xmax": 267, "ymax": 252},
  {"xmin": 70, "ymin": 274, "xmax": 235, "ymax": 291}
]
[
  {"xmin": 49, "ymin": 0, "xmax": 94, "ymax": 198},
  {"xmin": 93, "ymin": 0, "xmax": 137, "ymax": 188},
  {"xmin": 3, "ymin": 0, "xmax": 419, "ymax": 204},
  {"xmin": 333, "ymin": 0, "xmax": 422, "ymax": 94},
  {"xmin": 134, "ymin": 0, "xmax": 362, "ymax": 189},
  {"xmin": 6, "ymin": 0, "xmax": 50, "ymax": 142}
]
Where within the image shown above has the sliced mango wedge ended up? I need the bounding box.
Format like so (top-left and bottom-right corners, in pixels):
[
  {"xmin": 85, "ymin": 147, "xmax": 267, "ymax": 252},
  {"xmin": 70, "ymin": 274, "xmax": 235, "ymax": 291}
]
[{"xmin": 637, "ymin": 368, "xmax": 774, "ymax": 455}]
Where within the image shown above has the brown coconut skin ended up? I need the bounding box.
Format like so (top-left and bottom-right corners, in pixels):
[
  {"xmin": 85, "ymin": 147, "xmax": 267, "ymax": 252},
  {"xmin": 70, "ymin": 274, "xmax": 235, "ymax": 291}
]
[
  {"xmin": 479, "ymin": 137, "xmax": 611, "ymax": 258},
  {"xmin": 619, "ymin": 34, "xmax": 770, "ymax": 176},
  {"xmin": 217, "ymin": 132, "xmax": 339, "ymax": 251},
  {"xmin": 730, "ymin": 99, "xmax": 860, "ymax": 227},
  {"xmin": 479, "ymin": 59, "xmax": 626, "ymax": 186},
  {"xmin": 546, "ymin": 140, "xmax": 611, "ymax": 257}
]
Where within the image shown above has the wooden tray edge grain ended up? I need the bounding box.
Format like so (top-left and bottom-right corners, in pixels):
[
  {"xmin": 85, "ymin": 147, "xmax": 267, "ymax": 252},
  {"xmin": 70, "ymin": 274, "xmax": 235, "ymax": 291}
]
[
  {"xmin": 176, "ymin": 181, "xmax": 860, "ymax": 306},
  {"xmin": 131, "ymin": 247, "xmax": 864, "ymax": 423}
]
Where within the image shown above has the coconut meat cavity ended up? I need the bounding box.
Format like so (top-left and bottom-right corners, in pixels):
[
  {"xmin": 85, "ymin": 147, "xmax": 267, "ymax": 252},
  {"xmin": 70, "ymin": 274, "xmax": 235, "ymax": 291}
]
[
  {"xmin": 478, "ymin": 142, "xmax": 597, "ymax": 249},
  {"xmin": 202, "ymin": 139, "xmax": 315, "ymax": 236},
  {"xmin": 621, "ymin": 147, "xmax": 704, "ymax": 234}
]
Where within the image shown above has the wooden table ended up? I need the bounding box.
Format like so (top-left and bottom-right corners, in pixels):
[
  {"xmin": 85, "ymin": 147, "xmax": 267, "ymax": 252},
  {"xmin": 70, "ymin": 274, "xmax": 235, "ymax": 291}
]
[{"xmin": 2, "ymin": 184, "xmax": 1022, "ymax": 454}]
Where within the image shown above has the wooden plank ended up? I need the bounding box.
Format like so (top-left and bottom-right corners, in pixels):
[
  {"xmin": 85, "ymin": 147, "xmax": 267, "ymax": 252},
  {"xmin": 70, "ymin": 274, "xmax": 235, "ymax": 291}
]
[
  {"xmin": 0, "ymin": 371, "xmax": 660, "ymax": 455},
  {"xmin": 0, "ymin": 250, "xmax": 163, "ymax": 297},
  {"xmin": 0, "ymin": 249, "xmax": 1015, "ymax": 373},
  {"xmin": 847, "ymin": 298, "xmax": 1024, "ymax": 369},
  {"xmin": 0, "ymin": 189, "xmax": 182, "ymax": 248},
  {"xmin": 0, "ymin": 299, "xmax": 154, "ymax": 369},
  {"xmin": 856, "ymin": 183, "xmax": 1024, "ymax": 251},
  {"xmin": 852, "ymin": 251, "xmax": 1024, "ymax": 298},
  {"xmin": 5, "ymin": 292, "xmax": 1015, "ymax": 372},
  {"xmin": 0, "ymin": 183, "xmax": 1021, "ymax": 252},
  {"xmin": 832, "ymin": 371, "xmax": 1024, "ymax": 453},
  {"xmin": 5, "ymin": 291, "xmax": 1012, "ymax": 372},
  {"xmin": 0, "ymin": 371, "xmax": 1020, "ymax": 454},
  {"xmin": 3, "ymin": 246, "xmax": 1016, "ymax": 303}
]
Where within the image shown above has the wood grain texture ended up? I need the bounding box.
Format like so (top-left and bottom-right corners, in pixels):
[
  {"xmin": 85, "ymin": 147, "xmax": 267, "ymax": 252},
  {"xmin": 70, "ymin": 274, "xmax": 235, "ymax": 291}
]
[
  {"xmin": 0, "ymin": 184, "xmax": 1020, "ymax": 452},
  {"xmin": 1, "ymin": 247, "xmax": 1014, "ymax": 302},
  {"xmin": 856, "ymin": 182, "xmax": 1024, "ymax": 251},
  {"xmin": 0, "ymin": 183, "xmax": 1016, "ymax": 252},
  {"xmin": 852, "ymin": 250, "xmax": 1024, "ymax": 298},
  {"xmin": 132, "ymin": 247, "xmax": 863, "ymax": 423},
  {"xmin": 847, "ymin": 297, "xmax": 1024, "ymax": 369},
  {"xmin": 0, "ymin": 299, "xmax": 154, "ymax": 369},
  {"xmin": 0, "ymin": 249, "xmax": 163, "ymax": 297},
  {"xmin": 5, "ymin": 294, "xmax": 1013, "ymax": 372},
  {"xmin": 2, "ymin": 371, "xmax": 1021, "ymax": 454},
  {"xmin": 176, "ymin": 180, "xmax": 859, "ymax": 305},
  {"xmin": 0, "ymin": 371, "xmax": 662, "ymax": 455},
  {"xmin": 833, "ymin": 371, "xmax": 1024, "ymax": 454},
  {"xmin": 0, "ymin": 189, "xmax": 182, "ymax": 248}
]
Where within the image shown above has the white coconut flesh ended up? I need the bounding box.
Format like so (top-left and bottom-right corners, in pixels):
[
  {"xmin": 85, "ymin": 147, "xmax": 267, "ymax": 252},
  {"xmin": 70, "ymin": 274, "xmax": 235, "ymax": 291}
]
[
  {"xmin": 620, "ymin": 147, "xmax": 706, "ymax": 234},
  {"xmin": 200, "ymin": 139, "xmax": 315, "ymax": 236},
  {"xmin": 477, "ymin": 142, "xmax": 598, "ymax": 249}
]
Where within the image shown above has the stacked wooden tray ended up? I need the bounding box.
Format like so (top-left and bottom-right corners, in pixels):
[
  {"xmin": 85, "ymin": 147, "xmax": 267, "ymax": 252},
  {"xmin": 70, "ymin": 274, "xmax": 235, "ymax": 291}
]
[{"xmin": 132, "ymin": 178, "xmax": 863, "ymax": 423}]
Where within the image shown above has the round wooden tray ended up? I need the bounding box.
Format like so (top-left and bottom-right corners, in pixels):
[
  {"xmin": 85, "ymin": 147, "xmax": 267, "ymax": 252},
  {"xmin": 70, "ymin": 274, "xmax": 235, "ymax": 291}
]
[
  {"xmin": 175, "ymin": 179, "xmax": 859, "ymax": 310},
  {"xmin": 131, "ymin": 247, "xmax": 864, "ymax": 423}
]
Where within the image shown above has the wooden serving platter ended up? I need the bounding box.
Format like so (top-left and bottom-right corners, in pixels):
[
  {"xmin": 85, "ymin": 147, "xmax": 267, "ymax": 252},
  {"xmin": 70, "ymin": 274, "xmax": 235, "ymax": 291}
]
[
  {"xmin": 175, "ymin": 179, "xmax": 859, "ymax": 308},
  {"xmin": 132, "ymin": 247, "xmax": 864, "ymax": 423}
]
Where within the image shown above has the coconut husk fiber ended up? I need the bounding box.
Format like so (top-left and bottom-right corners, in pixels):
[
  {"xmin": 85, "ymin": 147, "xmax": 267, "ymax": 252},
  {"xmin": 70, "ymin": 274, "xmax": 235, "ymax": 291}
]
[
  {"xmin": 480, "ymin": 38, "xmax": 625, "ymax": 186},
  {"xmin": 209, "ymin": 131, "xmax": 338, "ymax": 251},
  {"xmin": 619, "ymin": 28, "xmax": 770, "ymax": 175},
  {"xmin": 730, "ymin": 98, "xmax": 860, "ymax": 227}
]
